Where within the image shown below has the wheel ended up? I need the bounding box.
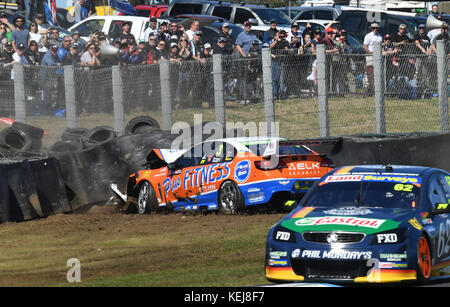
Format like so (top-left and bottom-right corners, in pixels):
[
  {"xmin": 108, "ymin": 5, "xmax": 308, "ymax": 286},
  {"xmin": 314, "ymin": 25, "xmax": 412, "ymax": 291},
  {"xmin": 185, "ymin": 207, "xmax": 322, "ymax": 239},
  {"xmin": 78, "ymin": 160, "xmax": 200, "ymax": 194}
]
[
  {"xmin": 137, "ymin": 181, "xmax": 158, "ymax": 214},
  {"xmin": 125, "ymin": 116, "xmax": 160, "ymax": 135},
  {"xmin": 218, "ymin": 181, "xmax": 245, "ymax": 214},
  {"xmin": 416, "ymin": 235, "xmax": 431, "ymax": 283}
]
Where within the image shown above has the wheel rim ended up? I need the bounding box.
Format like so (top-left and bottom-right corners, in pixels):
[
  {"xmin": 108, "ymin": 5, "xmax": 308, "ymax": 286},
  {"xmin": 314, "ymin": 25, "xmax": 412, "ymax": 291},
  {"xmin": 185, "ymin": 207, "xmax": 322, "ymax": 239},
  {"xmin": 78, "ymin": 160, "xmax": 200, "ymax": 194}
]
[
  {"xmin": 220, "ymin": 182, "xmax": 237, "ymax": 212},
  {"xmin": 418, "ymin": 237, "xmax": 431, "ymax": 279},
  {"xmin": 138, "ymin": 182, "xmax": 149, "ymax": 214}
]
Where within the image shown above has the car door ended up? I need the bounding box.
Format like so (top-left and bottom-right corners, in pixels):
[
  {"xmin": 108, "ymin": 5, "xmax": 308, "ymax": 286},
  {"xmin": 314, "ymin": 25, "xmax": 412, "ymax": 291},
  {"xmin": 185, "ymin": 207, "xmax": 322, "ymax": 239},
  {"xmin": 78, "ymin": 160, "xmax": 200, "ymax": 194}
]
[{"xmin": 428, "ymin": 172, "xmax": 450, "ymax": 265}]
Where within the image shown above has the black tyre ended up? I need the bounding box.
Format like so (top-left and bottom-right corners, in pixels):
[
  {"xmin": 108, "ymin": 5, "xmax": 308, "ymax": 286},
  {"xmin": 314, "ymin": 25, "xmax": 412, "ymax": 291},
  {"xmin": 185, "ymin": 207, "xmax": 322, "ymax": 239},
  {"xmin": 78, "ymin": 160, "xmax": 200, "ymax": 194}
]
[
  {"xmin": 137, "ymin": 181, "xmax": 159, "ymax": 214},
  {"xmin": 82, "ymin": 126, "xmax": 117, "ymax": 148},
  {"xmin": 125, "ymin": 116, "xmax": 160, "ymax": 135},
  {"xmin": 0, "ymin": 127, "xmax": 35, "ymax": 152},
  {"xmin": 61, "ymin": 128, "xmax": 89, "ymax": 145},
  {"xmin": 12, "ymin": 121, "xmax": 44, "ymax": 140},
  {"xmin": 50, "ymin": 140, "xmax": 81, "ymax": 153},
  {"xmin": 218, "ymin": 180, "xmax": 245, "ymax": 214}
]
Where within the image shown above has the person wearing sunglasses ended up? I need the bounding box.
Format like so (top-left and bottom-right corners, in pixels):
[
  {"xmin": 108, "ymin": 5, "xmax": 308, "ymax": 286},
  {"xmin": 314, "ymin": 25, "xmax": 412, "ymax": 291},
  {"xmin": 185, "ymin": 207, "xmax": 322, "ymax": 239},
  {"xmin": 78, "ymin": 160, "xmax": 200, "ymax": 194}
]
[
  {"xmin": 235, "ymin": 20, "xmax": 258, "ymax": 58},
  {"xmin": 57, "ymin": 36, "xmax": 73, "ymax": 65},
  {"xmin": 11, "ymin": 17, "xmax": 29, "ymax": 53},
  {"xmin": 24, "ymin": 40, "xmax": 40, "ymax": 65}
]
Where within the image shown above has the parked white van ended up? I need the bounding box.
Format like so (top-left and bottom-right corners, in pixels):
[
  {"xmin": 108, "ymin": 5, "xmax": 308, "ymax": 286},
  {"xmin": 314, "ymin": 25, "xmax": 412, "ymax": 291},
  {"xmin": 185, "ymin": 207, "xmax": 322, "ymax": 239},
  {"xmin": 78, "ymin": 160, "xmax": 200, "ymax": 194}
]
[{"xmin": 68, "ymin": 16, "xmax": 151, "ymax": 42}]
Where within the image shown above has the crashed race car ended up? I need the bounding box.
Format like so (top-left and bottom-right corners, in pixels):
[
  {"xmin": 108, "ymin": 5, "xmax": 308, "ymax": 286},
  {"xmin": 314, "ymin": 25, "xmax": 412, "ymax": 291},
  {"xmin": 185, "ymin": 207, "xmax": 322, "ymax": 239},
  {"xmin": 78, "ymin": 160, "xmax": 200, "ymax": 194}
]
[
  {"xmin": 265, "ymin": 164, "xmax": 450, "ymax": 284},
  {"xmin": 111, "ymin": 137, "xmax": 342, "ymax": 214}
]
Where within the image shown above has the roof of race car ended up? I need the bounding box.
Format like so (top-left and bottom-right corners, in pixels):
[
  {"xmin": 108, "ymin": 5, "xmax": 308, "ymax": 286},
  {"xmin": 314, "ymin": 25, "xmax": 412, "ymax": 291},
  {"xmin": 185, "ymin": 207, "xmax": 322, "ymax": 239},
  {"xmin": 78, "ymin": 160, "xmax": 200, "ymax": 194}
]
[
  {"xmin": 331, "ymin": 165, "xmax": 432, "ymax": 176},
  {"xmin": 214, "ymin": 137, "xmax": 287, "ymax": 153}
]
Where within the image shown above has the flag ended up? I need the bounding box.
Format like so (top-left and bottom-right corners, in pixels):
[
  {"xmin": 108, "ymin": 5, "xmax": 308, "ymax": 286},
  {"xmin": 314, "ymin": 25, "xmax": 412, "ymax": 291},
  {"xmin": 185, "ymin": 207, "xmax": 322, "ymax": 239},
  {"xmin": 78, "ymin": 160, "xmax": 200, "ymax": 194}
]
[
  {"xmin": 109, "ymin": 0, "xmax": 136, "ymax": 15},
  {"xmin": 44, "ymin": 0, "xmax": 57, "ymax": 26}
]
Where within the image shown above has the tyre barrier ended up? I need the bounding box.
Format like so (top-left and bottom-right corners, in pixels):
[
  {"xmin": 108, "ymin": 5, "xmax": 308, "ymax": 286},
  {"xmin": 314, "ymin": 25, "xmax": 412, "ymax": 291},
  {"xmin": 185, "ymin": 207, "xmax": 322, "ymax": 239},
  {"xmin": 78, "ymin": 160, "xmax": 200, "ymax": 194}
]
[
  {"xmin": 0, "ymin": 157, "xmax": 71, "ymax": 223},
  {"xmin": 0, "ymin": 127, "xmax": 42, "ymax": 153},
  {"xmin": 61, "ymin": 128, "xmax": 89, "ymax": 148},
  {"xmin": 125, "ymin": 116, "xmax": 161, "ymax": 135},
  {"xmin": 50, "ymin": 141, "xmax": 81, "ymax": 153},
  {"xmin": 81, "ymin": 126, "xmax": 117, "ymax": 149}
]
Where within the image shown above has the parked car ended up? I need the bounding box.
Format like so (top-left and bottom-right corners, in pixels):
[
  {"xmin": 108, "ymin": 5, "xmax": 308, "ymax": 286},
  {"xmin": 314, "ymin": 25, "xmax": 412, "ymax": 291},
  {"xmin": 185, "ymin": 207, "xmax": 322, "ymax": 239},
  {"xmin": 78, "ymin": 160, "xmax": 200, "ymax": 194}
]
[
  {"xmin": 119, "ymin": 4, "xmax": 168, "ymax": 18},
  {"xmin": 279, "ymin": 6, "xmax": 341, "ymax": 21},
  {"xmin": 336, "ymin": 8, "xmax": 427, "ymax": 43},
  {"xmin": 68, "ymin": 15, "xmax": 150, "ymax": 42}
]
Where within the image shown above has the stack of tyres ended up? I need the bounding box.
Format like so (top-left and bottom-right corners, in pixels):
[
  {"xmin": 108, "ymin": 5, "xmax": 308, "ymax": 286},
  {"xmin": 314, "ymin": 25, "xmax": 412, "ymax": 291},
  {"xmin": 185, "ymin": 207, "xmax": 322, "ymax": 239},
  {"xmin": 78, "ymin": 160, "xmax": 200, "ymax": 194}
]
[{"xmin": 0, "ymin": 122, "xmax": 44, "ymax": 157}]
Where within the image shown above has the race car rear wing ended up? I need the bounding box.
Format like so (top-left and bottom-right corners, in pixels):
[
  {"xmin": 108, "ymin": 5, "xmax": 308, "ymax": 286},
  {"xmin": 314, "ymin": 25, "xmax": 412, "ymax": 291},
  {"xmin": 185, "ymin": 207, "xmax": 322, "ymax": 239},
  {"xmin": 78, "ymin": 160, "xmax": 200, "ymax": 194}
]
[{"xmin": 262, "ymin": 137, "xmax": 343, "ymax": 158}]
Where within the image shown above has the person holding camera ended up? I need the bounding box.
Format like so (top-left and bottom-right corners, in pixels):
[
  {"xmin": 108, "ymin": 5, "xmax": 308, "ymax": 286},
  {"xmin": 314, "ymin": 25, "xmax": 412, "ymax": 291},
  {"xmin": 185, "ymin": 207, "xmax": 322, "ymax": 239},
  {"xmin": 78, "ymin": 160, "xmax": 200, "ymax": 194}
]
[
  {"xmin": 81, "ymin": 42, "xmax": 101, "ymax": 67},
  {"xmin": 270, "ymin": 29, "xmax": 290, "ymax": 99}
]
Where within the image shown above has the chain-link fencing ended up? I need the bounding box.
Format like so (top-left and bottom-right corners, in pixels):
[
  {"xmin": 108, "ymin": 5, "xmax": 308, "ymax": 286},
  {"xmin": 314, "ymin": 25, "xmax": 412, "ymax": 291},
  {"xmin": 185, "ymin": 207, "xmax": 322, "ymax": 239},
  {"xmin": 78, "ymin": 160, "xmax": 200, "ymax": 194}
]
[{"xmin": 1, "ymin": 41, "xmax": 449, "ymax": 152}]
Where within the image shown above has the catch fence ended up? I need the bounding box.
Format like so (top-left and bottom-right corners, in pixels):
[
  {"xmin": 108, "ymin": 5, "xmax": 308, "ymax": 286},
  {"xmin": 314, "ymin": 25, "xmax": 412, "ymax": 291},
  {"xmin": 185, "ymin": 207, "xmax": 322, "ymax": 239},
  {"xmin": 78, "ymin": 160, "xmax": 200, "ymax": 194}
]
[{"xmin": 1, "ymin": 41, "xmax": 449, "ymax": 148}]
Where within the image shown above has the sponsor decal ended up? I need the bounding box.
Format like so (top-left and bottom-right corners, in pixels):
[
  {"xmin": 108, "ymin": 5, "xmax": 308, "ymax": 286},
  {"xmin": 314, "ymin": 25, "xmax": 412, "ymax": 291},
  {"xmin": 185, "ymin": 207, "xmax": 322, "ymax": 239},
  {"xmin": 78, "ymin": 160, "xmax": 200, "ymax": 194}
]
[
  {"xmin": 379, "ymin": 252, "xmax": 407, "ymax": 262},
  {"xmin": 282, "ymin": 216, "xmax": 400, "ymax": 235},
  {"xmin": 279, "ymin": 180, "xmax": 289, "ymax": 185},
  {"xmin": 235, "ymin": 160, "xmax": 251, "ymax": 183},
  {"xmin": 408, "ymin": 218, "xmax": 423, "ymax": 231},
  {"xmin": 376, "ymin": 233, "xmax": 398, "ymax": 244},
  {"xmin": 322, "ymin": 174, "xmax": 421, "ymax": 184},
  {"xmin": 268, "ymin": 259, "xmax": 288, "ymax": 267},
  {"xmin": 269, "ymin": 251, "xmax": 288, "ymax": 259},
  {"xmin": 291, "ymin": 249, "xmax": 301, "ymax": 258},
  {"xmin": 291, "ymin": 207, "xmax": 315, "ymax": 219},
  {"xmin": 275, "ymin": 231, "xmax": 291, "ymax": 241},
  {"xmin": 437, "ymin": 220, "xmax": 450, "ymax": 259},
  {"xmin": 295, "ymin": 216, "xmax": 385, "ymax": 229},
  {"xmin": 300, "ymin": 249, "xmax": 372, "ymax": 260},
  {"xmin": 288, "ymin": 162, "xmax": 320, "ymax": 171},
  {"xmin": 323, "ymin": 207, "xmax": 373, "ymax": 216}
]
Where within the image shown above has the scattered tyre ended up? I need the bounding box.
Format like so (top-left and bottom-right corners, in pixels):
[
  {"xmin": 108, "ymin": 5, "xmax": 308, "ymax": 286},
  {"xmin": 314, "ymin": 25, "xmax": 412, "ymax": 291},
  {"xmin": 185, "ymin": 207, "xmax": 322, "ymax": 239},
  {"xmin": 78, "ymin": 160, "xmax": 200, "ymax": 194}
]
[
  {"xmin": 50, "ymin": 140, "xmax": 81, "ymax": 153},
  {"xmin": 218, "ymin": 180, "xmax": 245, "ymax": 214},
  {"xmin": 81, "ymin": 126, "xmax": 117, "ymax": 148},
  {"xmin": 137, "ymin": 181, "xmax": 158, "ymax": 214},
  {"xmin": 61, "ymin": 128, "xmax": 89, "ymax": 146},
  {"xmin": 125, "ymin": 116, "xmax": 160, "ymax": 135},
  {"xmin": 0, "ymin": 127, "xmax": 41, "ymax": 152},
  {"xmin": 11, "ymin": 121, "xmax": 44, "ymax": 140}
]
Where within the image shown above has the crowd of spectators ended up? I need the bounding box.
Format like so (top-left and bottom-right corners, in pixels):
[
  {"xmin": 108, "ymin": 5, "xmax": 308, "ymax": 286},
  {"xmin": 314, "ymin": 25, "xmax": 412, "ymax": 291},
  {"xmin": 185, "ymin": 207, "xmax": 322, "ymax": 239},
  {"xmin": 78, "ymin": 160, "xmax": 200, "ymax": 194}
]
[{"xmin": 0, "ymin": 4, "xmax": 449, "ymax": 114}]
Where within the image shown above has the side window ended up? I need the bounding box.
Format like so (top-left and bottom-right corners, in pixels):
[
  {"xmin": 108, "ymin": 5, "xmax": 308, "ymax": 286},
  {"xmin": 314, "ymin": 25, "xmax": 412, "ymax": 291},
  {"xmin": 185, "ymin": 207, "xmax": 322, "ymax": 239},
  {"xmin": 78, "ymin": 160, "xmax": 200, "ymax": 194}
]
[
  {"xmin": 341, "ymin": 16, "xmax": 362, "ymax": 33},
  {"xmin": 170, "ymin": 3, "xmax": 203, "ymax": 16},
  {"xmin": 74, "ymin": 19, "xmax": 105, "ymax": 37},
  {"xmin": 429, "ymin": 174, "xmax": 448, "ymax": 208},
  {"xmin": 108, "ymin": 20, "xmax": 132, "ymax": 38},
  {"xmin": 212, "ymin": 6, "xmax": 232, "ymax": 21},
  {"xmin": 234, "ymin": 8, "xmax": 255, "ymax": 25},
  {"xmin": 315, "ymin": 10, "xmax": 334, "ymax": 20},
  {"xmin": 199, "ymin": 27, "xmax": 218, "ymax": 46},
  {"xmin": 298, "ymin": 11, "xmax": 313, "ymax": 20},
  {"xmin": 438, "ymin": 173, "xmax": 450, "ymax": 203}
]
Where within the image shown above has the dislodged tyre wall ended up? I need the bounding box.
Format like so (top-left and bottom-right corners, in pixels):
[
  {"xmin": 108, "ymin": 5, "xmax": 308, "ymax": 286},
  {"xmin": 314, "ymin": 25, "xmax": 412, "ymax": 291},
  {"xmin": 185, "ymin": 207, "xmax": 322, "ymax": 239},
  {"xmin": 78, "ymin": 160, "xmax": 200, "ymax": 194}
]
[
  {"xmin": 0, "ymin": 157, "xmax": 71, "ymax": 223},
  {"xmin": 334, "ymin": 133, "xmax": 450, "ymax": 171}
]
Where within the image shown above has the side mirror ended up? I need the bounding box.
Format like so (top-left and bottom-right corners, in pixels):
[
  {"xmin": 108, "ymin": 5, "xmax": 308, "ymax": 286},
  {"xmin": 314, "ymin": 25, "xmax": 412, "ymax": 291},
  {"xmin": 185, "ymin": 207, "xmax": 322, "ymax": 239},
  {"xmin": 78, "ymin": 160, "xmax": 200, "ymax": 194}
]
[
  {"xmin": 248, "ymin": 18, "xmax": 258, "ymax": 26},
  {"xmin": 167, "ymin": 162, "xmax": 176, "ymax": 170},
  {"xmin": 432, "ymin": 202, "xmax": 450, "ymax": 214}
]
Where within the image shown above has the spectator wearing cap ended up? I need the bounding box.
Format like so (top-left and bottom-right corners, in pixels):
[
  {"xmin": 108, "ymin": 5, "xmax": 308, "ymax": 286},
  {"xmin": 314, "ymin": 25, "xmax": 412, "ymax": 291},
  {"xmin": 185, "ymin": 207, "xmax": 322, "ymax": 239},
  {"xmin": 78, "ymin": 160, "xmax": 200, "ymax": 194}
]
[
  {"xmin": 190, "ymin": 30, "xmax": 207, "ymax": 107},
  {"xmin": 413, "ymin": 24, "xmax": 431, "ymax": 87},
  {"xmin": 191, "ymin": 30, "xmax": 205, "ymax": 63},
  {"xmin": 81, "ymin": 43, "xmax": 101, "ymax": 67},
  {"xmin": 119, "ymin": 21, "xmax": 136, "ymax": 47},
  {"xmin": 270, "ymin": 29, "xmax": 290, "ymax": 99},
  {"xmin": 159, "ymin": 21, "xmax": 170, "ymax": 44},
  {"xmin": 393, "ymin": 24, "xmax": 411, "ymax": 56},
  {"xmin": 25, "ymin": 40, "xmax": 40, "ymax": 65},
  {"xmin": 202, "ymin": 43, "xmax": 214, "ymax": 107},
  {"xmin": 46, "ymin": 28, "xmax": 62, "ymax": 49},
  {"xmin": 214, "ymin": 37, "xmax": 226, "ymax": 55},
  {"xmin": 321, "ymin": 27, "xmax": 342, "ymax": 96},
  {"xmin": 144, "ymin": 16, "xmax": 159, "ymax": 42},
  {"xmin": 263, "ymin": 19, "xmax": 278, "ymax": 44},
  {"xmin": 186, "ymin": 19, "xmax": 200, "ymax": 42},
  {"xmin": 146, "ymin": 34, "xmax": 161, "ymax": 64},
  {"xmin": 11, "ymin": 17, "xmax": 29, "ymax": 53},
  {"xmin": 57, "ymin": 36, "xmax": 73, "ymax": 65},
  {"xmin": 363, "ymin": 23, "xmax": 382, "ymax": 96},
  {"xmin": 431, "ymin": 22, "xmax": 450, "ymax": 52},
  {"xmin": 235, "ymin": 20, "xmax": 259, "ymax": 58},
  {"xmin": 71, "ymin": 31, "xmax": 85, "ymax": 52},
  {"xmin": 40, "ymin": 44, "xmax": 62, "ymax": 112},
  {"xmin": 0, "ymin": 41, "xmax": 14, "ymax": 65},
  {"xmin": 70, "ymin": 43, "xmax": 83, "ymax": 66},
  {"xmin": 382, "ymin": 34, "xmax": 400, "ymax": 82},
  {"xmin": 287, "ymin": 22, "xmax": 302, "ymax": 49},
  {"xmin": 310, "ymin": 29, "xmax": 322, "ymax": 57},
  {"xmin": 34, "ymin": 13, "xmax": 46, "ymax": 34},
  {"xmin": 217, "ymin": 23, "xmax": 233, "ymax": 55}
]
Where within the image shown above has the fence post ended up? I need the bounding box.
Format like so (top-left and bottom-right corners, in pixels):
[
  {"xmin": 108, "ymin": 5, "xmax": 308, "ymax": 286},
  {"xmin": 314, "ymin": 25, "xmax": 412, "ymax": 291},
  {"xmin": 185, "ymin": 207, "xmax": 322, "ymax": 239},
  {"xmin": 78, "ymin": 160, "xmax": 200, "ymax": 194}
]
[
  {"xmin": 64, "ymin": 65, "xmax": 77, "ymax": 129},
  {"xmin": 436, "ymin": 40, "xmax": 449, "ymax": 133},
  {"xmin": 13, "ymin": 63, "xmax": 26, "ymax": 123},
  {"xmin": 262, "ymin": 48, "xmax": 275, "ymax": 137},
  {"xmin": 213, "ymin": 54, "xmax": 225, "ymax": 129},
  {"xmin": 373, "ymin": 42, "xmax": 386, "ymax": 134},
  {"xmin": 160, "ymin": 60, "xmax": 172, "ymax": 131},
  {"xmin": 112, "ymin": 65, "xmax": 125, "ymax": 135},
  {"xmin": 316, "ymin": 44, "xmax": 329, "ymax": 137}
]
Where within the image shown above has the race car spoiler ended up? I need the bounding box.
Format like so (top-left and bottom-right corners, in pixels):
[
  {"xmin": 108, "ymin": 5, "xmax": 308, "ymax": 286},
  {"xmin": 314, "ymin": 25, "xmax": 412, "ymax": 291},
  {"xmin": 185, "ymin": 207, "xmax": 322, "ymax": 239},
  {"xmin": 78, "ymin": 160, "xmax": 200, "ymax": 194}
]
[{"xmin": 262, "ymin": 137, "xmax": 343, "ymax": 158}]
